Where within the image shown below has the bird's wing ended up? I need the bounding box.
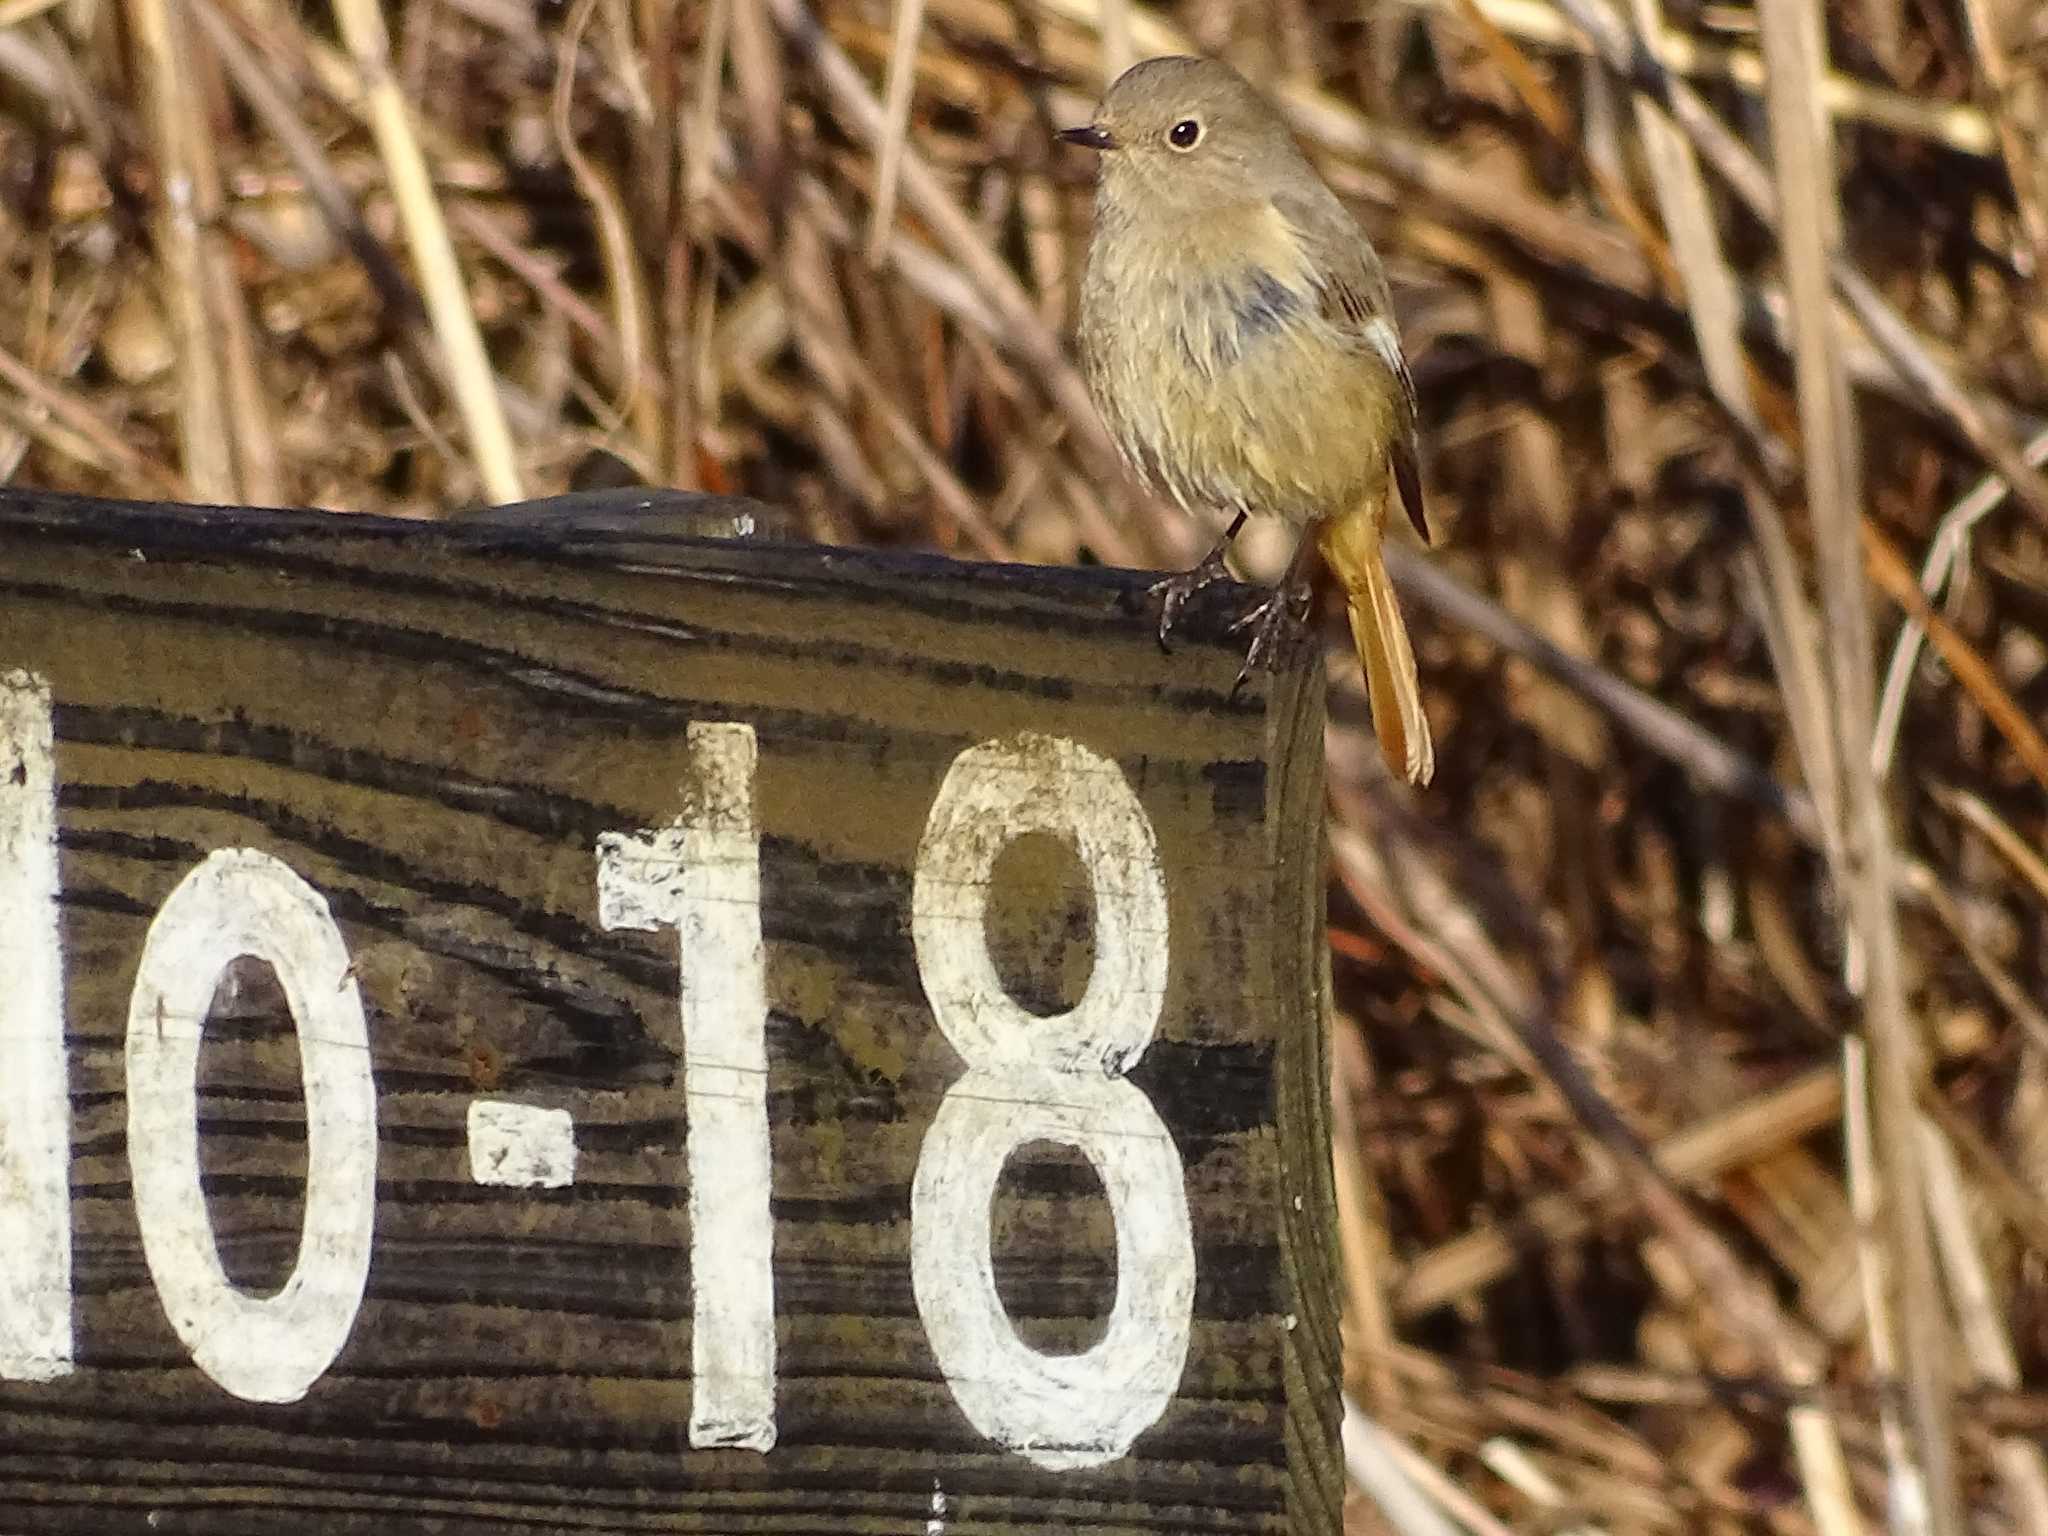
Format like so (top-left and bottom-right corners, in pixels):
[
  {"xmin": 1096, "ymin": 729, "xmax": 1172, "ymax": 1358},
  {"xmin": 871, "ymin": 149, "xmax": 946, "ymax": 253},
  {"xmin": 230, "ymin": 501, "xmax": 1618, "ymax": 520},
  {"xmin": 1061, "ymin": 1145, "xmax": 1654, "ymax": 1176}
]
[{"xmin": 1275, "ymin": 185, "xmax": 1430, "ymax": 544}]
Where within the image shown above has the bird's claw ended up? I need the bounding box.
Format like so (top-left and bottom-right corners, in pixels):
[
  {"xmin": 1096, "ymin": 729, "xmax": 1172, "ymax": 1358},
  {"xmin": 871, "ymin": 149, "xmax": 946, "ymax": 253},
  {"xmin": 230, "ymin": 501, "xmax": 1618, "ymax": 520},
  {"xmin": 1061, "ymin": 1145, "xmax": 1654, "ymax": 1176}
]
[
  {"xmin": 1227, "ymin": 581, "xmax": 1315, "ymax": 698},
  {"xmin": 1146, "ymin": 545, "xmax": 1234, "ymax": 652}
]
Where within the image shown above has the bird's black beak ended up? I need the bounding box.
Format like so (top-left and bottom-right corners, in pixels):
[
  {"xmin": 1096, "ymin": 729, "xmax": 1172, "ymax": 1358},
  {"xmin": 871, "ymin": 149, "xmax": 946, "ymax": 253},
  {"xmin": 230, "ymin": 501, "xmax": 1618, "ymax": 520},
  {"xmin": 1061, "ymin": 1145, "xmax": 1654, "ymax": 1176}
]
[{"xmin": 1059, "ymin": 124, "xmax": 1115, "ymax": 151}]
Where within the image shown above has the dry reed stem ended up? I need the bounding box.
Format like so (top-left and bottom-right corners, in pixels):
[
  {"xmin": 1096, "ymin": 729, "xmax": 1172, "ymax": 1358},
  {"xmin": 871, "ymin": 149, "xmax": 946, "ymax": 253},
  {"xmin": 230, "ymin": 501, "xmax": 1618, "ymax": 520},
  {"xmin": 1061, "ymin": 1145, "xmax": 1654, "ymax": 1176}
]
[
  {"xmin": 128, "ymin": 0, "xmax": 235, "ymax": 501},
  {"xmin": 1756, "ymin": 4, "xmax": 1955, "ymax": 1534},
  {"xmin": 1839, "ymin": 1038, "xmax": 1913, "ymax": 1536},
  {"xmin": 1917, "ymin": 1080, "xmax": 2048, "ymax": 1262},
  {"xmin": 868, "ymin": 0, "xmax": 928, "ymax": 263},
  {"xmin": 831, "ymin": 344, "xmax": 1013, "ymax": 557},
  {"xmin": 1909, "ymin": 882, "xmax": 2048, "ymax": 1081},
  {"xmin": 0, "ymin": 339, "xmax": 184, "ymax": 496},
  {"xmin": 1785, "ymin": 1403, "xmax": 1866, "ymax": 1536},
  {"xmin": 0, "ymin": 388, "xmax": 130, "ymax": 489},
  {"xmin": 728, "ymin": 0, "xmax": 784, "ymax": 191},
  {"xmin": 453, "ymin": 203, "xmax": 639, "ymax": 385},
  {"xmin": 1621, "ymin": 0, "xmax": 1758, "ymax": 436},
  {"xmin": 1340, "ymin": 1398, "xmax": 1471, "ymax": 1536},
  {"xmin": 1331, "ymin": 1016, "xmax": 1401, "ymax": 1415},
  {"xmin": 192, "ymin": 0, "xmax": 419, "ymax": 322},
  {"xmin": 1386, "ymin": 1445, "xmax": 1527, "ymax": 1536},
  {"xmin": 1480, "ymin": 1437, "xmax": 1605, "ymax": 1536},
  {"xmin": 1480, "ymin": 250, "xmax": 1609, "ymax": 770},
  {"xmin": 1871, "ymin": 422, "xmax": 2048, "ymax": 777},
  {"xmin": 1917, "ymin": 1118, "xmax": 2048, "ymax": 1536},
  {"xmin": 1741, "ymin": 537, "xmax": 1859, "ymax": 994},
  {"xmin": 1391, "ymin": 0, "xmax": 1995, "ymax": 154},
  {"xmin": 1932, "ymin": 787, "xmax": 2048, "ymax": 911},
  {"xmin": 553, "ymin": 0, "xmax": 654, "ymax": 444},
  {"xmin": 1864, "ymin": 521, "xmax": 2048, "ymax": 792},
  {"xmin": 0, "ymin": 262, "xmax": 70, "ymax": 482},
  {"xmin": 1394, "ymin": 1064, "xmax": 1844, "ymax": 1314},
  {"xmin": 1955, "ymin": 0, "xmax": 2048, "ymax": 338},
  {"xmin": 328, "ymin": 0, "xmax": 524, "ymax": 503},
  {"xmin": 211, "ymin": 250, "xmax": 282, "ymax": 505}
]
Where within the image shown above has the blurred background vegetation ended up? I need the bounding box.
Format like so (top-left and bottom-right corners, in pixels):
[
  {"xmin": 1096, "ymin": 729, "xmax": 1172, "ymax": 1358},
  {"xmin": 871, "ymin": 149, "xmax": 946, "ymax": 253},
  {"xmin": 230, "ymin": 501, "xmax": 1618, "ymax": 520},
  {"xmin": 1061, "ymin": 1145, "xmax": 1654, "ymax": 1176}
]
[{"xmin": 4, "ymin": 0, "xmax": 2048, "ymax": 1530}]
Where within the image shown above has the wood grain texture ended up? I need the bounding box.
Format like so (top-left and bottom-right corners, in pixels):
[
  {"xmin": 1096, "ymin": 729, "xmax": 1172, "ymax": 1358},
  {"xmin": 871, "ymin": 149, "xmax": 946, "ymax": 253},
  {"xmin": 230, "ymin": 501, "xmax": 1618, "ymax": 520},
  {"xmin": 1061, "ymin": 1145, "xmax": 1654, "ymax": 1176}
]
[{"xmin": 0, "ymin": 488, "xmax": 1334, "ymax": 1535}]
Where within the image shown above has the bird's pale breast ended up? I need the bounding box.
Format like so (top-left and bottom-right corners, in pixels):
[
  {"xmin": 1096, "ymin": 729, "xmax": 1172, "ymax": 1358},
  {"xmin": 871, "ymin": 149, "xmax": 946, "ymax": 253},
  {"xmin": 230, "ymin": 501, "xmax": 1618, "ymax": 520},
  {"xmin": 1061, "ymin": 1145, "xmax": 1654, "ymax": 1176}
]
[{"xmin": 1080, "ymin": 207, "xmax": 1402, "ymax": 529}]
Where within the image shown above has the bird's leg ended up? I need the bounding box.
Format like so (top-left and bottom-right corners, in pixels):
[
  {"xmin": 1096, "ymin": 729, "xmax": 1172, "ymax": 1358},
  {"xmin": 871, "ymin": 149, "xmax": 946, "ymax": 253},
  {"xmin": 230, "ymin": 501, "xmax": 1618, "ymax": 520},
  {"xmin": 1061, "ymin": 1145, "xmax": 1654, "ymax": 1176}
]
[
  {"xmin": 1228, "ymin": 530, "xmax": 1321, "ymax": 697},
  {"xmin": 1146, "ymin": 510, "xmax": 1248, "ymax": 651}
]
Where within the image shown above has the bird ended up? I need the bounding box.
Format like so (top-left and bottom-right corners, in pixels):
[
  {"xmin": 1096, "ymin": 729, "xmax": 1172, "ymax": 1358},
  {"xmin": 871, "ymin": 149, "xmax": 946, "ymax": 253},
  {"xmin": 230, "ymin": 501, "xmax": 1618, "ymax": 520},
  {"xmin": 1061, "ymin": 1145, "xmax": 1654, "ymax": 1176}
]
[{"xmin": 1062, "ymin": 54, "xmax": 1434, "ymax": 785}]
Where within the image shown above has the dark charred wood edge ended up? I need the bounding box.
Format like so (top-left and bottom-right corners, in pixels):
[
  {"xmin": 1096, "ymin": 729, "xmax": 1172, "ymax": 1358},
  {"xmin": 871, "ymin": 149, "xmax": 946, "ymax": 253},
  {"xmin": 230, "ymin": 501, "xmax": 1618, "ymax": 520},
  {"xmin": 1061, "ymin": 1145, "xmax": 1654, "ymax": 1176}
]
[{"xmin": 0, "ymin": 487, "xmax": 1273, "ymax": 654}]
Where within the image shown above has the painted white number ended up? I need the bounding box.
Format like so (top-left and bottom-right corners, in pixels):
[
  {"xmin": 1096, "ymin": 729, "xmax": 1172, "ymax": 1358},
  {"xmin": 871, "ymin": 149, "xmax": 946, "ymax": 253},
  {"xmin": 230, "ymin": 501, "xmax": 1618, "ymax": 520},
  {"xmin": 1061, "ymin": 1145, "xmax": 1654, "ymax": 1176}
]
[
  {"xmin": 0, "ymin": 672, "xmax": 72, "ymax": 1381},
  {"xmin": 3, "ymin": 685, "xmax": 1204, "ymax": 1461},
  {"xmin": 126, "ymin": 848, "xmax": 377, "ymax": 1404},
  {"xmin": 909, "ymin": 733, "xmax": 1193, "ymax": 1470},
  {"xmin": 596, "ymin": 722, "xmax": 775, "ymax": 1451}
]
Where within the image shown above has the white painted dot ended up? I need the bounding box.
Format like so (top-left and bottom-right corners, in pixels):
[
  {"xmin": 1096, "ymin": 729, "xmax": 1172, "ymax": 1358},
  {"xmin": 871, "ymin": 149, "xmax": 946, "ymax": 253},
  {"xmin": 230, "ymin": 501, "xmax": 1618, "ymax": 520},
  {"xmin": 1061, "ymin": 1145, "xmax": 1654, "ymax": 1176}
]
[{"xmin": 467, "ymin": 1101, "xmax": 576, "ymax": 1189}]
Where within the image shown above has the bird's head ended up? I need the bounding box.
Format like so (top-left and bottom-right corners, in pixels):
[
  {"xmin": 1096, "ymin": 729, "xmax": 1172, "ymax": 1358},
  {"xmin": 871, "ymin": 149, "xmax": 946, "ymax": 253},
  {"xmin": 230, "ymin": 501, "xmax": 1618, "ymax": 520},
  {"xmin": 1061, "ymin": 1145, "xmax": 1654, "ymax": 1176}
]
[{"xmin": 1060, "ymin": 55, "xmax": 1303, "ymax": 221}]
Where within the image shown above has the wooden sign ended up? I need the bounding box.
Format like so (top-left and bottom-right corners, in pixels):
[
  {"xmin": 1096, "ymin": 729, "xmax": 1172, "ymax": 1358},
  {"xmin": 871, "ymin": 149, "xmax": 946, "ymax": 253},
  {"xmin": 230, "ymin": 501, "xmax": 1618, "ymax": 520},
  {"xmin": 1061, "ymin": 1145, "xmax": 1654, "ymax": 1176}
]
[{"xmin": 0, "ymin": 488, "xmax": 1338, "ymax": 1534}]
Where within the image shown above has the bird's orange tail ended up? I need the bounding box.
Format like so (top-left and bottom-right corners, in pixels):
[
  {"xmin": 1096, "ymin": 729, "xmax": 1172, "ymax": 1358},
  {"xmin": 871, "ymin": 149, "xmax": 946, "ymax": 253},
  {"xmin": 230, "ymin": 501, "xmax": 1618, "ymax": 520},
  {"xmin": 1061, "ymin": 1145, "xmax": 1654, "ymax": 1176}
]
[{"xmin": 1317, "ymin": 507, "xmax": 1434, "ymax": 785}]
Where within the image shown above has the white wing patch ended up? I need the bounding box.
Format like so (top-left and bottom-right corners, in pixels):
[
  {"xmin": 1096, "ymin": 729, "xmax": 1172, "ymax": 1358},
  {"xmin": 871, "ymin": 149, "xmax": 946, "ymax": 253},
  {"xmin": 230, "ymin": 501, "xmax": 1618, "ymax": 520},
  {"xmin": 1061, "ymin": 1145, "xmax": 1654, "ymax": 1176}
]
[{"xmin": 1362, "ymin": 317, "xmax": 1403, "ymax": 378}]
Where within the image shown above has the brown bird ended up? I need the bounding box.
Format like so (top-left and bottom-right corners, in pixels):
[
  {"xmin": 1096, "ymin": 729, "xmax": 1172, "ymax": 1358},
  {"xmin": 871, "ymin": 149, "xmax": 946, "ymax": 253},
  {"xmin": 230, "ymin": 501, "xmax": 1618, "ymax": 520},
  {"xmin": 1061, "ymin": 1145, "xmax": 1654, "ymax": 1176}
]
[{"xmin": 1063, "ymin": 55, "xmax": 1434, "ymax": 784}]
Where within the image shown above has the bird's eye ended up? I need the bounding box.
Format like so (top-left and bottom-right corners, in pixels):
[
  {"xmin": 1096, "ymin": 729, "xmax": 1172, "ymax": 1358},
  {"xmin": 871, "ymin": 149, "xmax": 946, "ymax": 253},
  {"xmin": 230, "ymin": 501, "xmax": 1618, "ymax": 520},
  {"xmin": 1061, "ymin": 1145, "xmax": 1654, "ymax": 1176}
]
[{"xmin": 1168, "ymin": 118, "xmax": 1202, "ymax": 149}]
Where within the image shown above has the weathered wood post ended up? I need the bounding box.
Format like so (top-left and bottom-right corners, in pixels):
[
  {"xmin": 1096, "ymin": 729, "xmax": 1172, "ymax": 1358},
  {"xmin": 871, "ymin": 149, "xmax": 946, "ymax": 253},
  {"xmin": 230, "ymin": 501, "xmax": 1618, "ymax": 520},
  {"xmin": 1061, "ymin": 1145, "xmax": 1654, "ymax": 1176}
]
[{"xmin": 0, "ymin": 488, "xmax": 1338, "ymax": 1534}]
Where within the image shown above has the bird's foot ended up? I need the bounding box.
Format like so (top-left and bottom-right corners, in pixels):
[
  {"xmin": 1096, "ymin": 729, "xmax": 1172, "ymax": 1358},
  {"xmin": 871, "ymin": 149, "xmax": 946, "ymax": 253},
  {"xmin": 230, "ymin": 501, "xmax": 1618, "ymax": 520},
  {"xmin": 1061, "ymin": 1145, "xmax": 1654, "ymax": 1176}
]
[
  {"xmin": 1228, "ymin": 580, "xmax": 1315, "ymax": 698},
  {"xmin": 1146, "ymin": 544, "xmax": 1235, "ymax": 652}
]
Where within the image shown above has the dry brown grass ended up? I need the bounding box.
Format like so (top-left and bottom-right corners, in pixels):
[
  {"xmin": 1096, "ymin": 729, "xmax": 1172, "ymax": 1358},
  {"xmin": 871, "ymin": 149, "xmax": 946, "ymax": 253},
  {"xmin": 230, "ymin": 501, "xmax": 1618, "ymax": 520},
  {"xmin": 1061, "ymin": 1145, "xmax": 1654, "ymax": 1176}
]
[{"xmin": 6, "ymin": 0, "xmax": 2048, "ymax": 1530}]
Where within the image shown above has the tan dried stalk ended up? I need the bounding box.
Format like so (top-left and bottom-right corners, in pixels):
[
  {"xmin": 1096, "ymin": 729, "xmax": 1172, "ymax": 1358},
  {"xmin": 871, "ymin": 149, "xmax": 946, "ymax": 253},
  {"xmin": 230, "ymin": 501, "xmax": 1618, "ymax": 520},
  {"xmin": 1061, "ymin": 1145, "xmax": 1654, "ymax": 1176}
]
[
  {"xmin": 1754, "ymin": 5, "xmax": 1957, "ymax": 1536},
  {"xmin": 329, "ymin": 0, "xmax": 524, "ymax": 503}
]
